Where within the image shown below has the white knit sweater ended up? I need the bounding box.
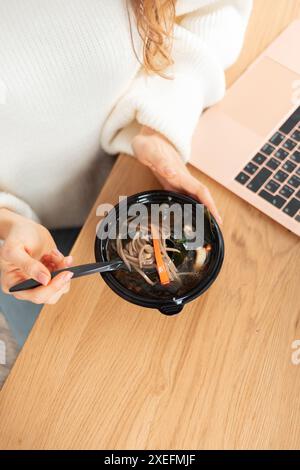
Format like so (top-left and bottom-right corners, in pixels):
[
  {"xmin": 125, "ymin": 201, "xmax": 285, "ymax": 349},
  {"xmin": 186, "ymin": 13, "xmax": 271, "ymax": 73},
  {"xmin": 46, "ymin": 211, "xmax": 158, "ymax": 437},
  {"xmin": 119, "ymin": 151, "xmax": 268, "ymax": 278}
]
[{"xmin": 0, "ymin": 0, "xmax": 252, "ymax": 228}]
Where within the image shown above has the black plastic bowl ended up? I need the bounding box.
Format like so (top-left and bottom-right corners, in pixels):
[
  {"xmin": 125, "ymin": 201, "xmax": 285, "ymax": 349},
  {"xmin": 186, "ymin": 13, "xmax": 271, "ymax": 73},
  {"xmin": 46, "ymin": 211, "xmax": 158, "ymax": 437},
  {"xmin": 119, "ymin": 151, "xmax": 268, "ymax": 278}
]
[{"xmin": 94, "ymin": 190, "xmax": 224, "ymax": 315}]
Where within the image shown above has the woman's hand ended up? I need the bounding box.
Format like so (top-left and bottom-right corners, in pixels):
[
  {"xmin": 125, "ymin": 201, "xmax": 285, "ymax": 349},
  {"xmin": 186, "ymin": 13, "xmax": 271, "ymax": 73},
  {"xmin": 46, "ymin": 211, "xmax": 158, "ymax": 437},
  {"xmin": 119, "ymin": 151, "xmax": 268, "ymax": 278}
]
[
  {"xmin": 0, "ymin": 209, "xmax": 73, "ymax": 304},
  {"xmin": 132, "ymin": 126, "xmax": 222, "ymax": 225}
]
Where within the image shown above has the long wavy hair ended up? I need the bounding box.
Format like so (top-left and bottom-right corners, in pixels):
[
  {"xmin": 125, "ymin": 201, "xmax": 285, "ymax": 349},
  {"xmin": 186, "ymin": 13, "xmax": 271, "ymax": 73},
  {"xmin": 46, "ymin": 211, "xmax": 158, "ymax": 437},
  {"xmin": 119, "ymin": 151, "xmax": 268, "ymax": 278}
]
[{"xmin": 128, "ymin": 0, "xmax": 176, "ymax": 76}]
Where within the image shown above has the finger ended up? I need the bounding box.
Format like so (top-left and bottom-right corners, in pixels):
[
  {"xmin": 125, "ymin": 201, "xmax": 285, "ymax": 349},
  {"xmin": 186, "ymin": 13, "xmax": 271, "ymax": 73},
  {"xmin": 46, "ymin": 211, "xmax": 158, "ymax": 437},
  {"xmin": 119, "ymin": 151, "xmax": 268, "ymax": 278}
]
[
  {"xmin": 57, "ymin": 254, "xmax": 73, "ymax": 269},
  {"xmin": 157, "ymin": 167, "xmax": 223, "ymax": 225},
  {"xmin": 152, "ymin": 170, "xmax": 175, "ymax": 192},
  {"xmin": 40, "ymin": 254, "xmax": 57, "ymax": 271},
  {"xmin": 47, "ymin": 248, "xmax": 65, "ymax": 267},
  {"xmin": 46, "ymin": 281, "xmax": 71, "ymax": 305},
  {"xmin": 11, "ymin": 271, "xmax": 74, "ymax": 304},
  {"xmin": 12, "ymin": 281, "xmax": 71, "ymax": 304},
  {"xmin": 13, "ymin": 282, "xmax": 70, "ymax": 305},
  {"xmin": 41, "ymin": 251, "xmax": 73, "ymax": 271},
  {"xmin": 180, "ymin": 173, "xmax": 223, "ymax": 225},
  {"xmin": 41, "ymin": 249, "xmax": 62, "ymax": 262},
  {"xmin": 2, "ymin": 268, "xmax": 34, "ymax": 294},
  {"xmin": 132, "ymin": 133, "xmax": 223, "ymax": 225},
  {"xmin": 1, "ymin": 244, "xmax": 51, "ymax": 286},
  {"xmin": 49, "ymin": 249, "xmax": 72, "ymax": 268}
]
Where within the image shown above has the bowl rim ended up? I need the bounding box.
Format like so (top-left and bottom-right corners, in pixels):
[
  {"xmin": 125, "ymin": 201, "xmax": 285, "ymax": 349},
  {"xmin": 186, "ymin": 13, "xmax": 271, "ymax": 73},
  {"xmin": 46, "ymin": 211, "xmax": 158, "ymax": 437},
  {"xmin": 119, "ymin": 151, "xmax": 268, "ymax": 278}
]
[{"xmin": 94, "ymin": 190, "xmax": 225, "ymax": 310}]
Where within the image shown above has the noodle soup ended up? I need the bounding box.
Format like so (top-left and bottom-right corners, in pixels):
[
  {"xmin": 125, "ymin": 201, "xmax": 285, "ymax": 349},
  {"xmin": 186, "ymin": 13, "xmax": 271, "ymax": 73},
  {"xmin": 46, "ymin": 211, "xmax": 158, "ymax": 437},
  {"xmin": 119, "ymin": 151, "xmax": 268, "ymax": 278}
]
[
  {"xmin": 106, "ymin": 203, "xmax": 215, "ymax": 300},
  {"xmin": 95, "ymin": 190, "xmax": 224, "ymax": 315}
]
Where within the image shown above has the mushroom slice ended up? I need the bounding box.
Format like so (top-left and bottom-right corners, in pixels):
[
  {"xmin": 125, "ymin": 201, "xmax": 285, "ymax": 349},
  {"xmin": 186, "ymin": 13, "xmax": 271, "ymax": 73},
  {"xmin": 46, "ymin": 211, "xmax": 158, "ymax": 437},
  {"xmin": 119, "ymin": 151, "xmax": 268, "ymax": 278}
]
[{"xmin": 194, "ymin": 247, "xmax": 207, "ymax": 270}]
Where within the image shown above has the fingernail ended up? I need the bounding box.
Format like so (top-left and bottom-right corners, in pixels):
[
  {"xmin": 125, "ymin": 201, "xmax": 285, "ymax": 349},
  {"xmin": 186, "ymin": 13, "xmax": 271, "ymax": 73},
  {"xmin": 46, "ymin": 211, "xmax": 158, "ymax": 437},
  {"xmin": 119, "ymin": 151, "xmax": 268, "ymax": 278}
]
[
  {"xmin": 217, "ymin": 215, "xmax": 223, "ymax": 226},
  {"xmin": 37, "ymin": 272, "xmax": 50, "ymax": 286},
  {"xmin": 52, "ymin": 248, "xmax": 63, "ymax": 258},
  {"xmin": 163, "ymin": 167, "xmax": 177, "ymax": 177},
  {"xmin": 62, "ymin": 272, "xmax": 74, "ymax": 282},
  {"xmin": 65, "ymin": 255, "xmax": 73, "ymax": 266}
]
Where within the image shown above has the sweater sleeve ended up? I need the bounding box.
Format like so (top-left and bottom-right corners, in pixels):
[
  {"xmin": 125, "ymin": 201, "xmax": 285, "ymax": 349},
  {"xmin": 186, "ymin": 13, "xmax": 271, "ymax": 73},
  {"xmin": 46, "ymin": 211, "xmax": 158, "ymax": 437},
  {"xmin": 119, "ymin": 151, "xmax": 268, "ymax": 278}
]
[
  {"xmin": 101, "ymin": 0, "xmax": 252, "ymax": 162},
  {"xmin": 0, "ymin": 192, "xmax": 40, "ymax": 222}
]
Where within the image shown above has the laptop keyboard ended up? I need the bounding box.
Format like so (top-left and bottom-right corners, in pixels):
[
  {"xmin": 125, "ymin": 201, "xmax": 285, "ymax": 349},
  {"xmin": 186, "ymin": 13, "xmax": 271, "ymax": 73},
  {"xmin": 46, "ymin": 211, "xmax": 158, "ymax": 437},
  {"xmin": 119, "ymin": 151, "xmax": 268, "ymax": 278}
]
[{"xmin": 235, "ymin": 105, "xmax": 300, "ymax": 222}]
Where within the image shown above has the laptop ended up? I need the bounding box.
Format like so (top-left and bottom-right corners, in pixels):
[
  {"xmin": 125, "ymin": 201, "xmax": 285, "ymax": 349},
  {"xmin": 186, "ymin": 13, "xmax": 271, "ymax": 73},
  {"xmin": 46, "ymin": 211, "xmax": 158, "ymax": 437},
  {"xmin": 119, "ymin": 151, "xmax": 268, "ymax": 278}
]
[{"xmin": 190, "ymin": 20, "xmax": 300, "ymax": 237}]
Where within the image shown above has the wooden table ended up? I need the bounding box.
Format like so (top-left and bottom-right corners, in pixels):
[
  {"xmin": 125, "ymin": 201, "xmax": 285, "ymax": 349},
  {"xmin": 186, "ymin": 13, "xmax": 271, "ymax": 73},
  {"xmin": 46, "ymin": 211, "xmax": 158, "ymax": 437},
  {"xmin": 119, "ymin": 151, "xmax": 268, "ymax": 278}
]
[{"xmin": 0, "ymin": 0, "xmax": 300, "ymax": 450}]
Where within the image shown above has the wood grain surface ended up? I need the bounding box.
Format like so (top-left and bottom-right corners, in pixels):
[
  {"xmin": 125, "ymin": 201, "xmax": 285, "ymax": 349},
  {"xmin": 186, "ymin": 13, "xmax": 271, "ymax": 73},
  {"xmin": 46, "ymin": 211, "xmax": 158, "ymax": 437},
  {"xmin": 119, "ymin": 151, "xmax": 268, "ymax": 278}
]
[{"xmin": 0, "ymin": 0, "xmax": 299, "ymax": 450}]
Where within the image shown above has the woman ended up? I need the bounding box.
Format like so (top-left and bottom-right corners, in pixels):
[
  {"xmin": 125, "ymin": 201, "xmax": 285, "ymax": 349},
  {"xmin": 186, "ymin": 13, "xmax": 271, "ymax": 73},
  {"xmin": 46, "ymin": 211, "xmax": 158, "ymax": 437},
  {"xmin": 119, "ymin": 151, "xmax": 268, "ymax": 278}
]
[{"xmin": 0, "ymin": 0, "xmax": 252, "ymax": 345}]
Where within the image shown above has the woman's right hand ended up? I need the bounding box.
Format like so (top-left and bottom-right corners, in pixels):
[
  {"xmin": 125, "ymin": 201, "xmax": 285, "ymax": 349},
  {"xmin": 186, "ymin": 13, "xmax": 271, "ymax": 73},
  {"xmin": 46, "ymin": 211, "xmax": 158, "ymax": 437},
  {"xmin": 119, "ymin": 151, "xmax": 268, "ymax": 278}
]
[{"xmin": 0, "ymin": 208, "xmax": 74, "ymax": 304}]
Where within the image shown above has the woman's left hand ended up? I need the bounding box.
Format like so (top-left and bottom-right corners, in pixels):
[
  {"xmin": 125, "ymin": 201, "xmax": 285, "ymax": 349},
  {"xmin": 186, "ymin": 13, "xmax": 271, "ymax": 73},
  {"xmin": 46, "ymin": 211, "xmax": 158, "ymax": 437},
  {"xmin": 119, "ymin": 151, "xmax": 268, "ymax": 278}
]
[{"xmin": 132, "ymin": 126, "xmax": 223, "ymax": 225}]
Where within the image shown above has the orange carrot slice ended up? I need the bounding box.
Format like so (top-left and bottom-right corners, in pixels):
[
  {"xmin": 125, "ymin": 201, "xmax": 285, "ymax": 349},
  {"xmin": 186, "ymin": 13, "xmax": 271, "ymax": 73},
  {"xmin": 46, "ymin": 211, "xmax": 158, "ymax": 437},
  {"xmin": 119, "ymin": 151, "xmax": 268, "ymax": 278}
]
[{"xmin": 150, "ymin": 225, "xmax": 170, "ymax": 285}]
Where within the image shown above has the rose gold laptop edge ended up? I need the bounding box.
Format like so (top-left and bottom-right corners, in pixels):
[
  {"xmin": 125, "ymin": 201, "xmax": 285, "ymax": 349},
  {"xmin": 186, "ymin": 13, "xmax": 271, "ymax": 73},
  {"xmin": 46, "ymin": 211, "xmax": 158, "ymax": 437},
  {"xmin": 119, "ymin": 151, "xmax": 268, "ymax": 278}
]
[{"xmin": 190, "ymin": 20, "xmax": 300, "ymax": 237}]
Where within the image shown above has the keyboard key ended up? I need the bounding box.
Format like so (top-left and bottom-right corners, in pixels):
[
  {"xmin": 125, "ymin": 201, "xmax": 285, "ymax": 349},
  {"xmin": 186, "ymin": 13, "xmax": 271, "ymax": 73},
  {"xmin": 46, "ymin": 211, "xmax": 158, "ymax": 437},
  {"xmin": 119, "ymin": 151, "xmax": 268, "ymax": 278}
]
[
  {"xmin": 244, "ymin": 162, "xmax": 258, "ymax": 175},
  {"xmin": 279, "ymin": 185, "xmax": 294, "ymax": 199},
  {"xmin": 261, "ymin": 143, "xmax": 275, "ymax": 155},
  {"xmin": 296, "ymin": 189, "xmax": 300, "ymax": 199},
  {"xmin": 266, "ymin": 157, "xmax": 280, "ymax": 170},
  {"xmin": 235, "ymin": 172, "xmax": 250, "ymax": 185},
  {"xmin": 296, "ymin": 214, "xmax": 300, "ymax": 222},
  {"xmin": 282, "ymin": 160, "xmax": 296, "ymax": 173},
  {"xmin": 259, "ymin": 190, "xmax": 286, "ymax": 209},
  {"xmin": 297, "ymin": 167, "xmax": 300, "ymax": 177},
  {"xmin": 247, "ymin": 168, "xmax": 272, "ymax": 193},
  {"xmin": 283, "ymin": 139, "xmax": 297, "ymax": 151},
  {"xmin": 269, "ymin": 132, "xmax": 285, "ymax": 146},
  {"xmin": 291, "ymin": 150, "xmax": 300, "ymax": 163},
  {"xmin": 253, "ymin": 153, "xmax": 267, "ymax": 165},
  {"xmin": 274, "ymin": 148, "xmax": 289, "ymax": 161},
  {"xmin": 282, "ymin": 198, "xmax": 300, "ymax": 217},
  {"xmin": 288, "ymin": 175, "xmax": 300, "ymax": 189},
  {"xmin": 274, "ymin": 170, "xmax": 289, "ymax": 183},
  {"xmin": 279, "ymin": 106, "xmax": 300, "ymax": 134},
  {"xmin": 265, "ymin": 180, "xmax": 280, "ymax": 193},
  {"xmin": 291, "ymin": 129, "xmax": 300, "ymax": 142}
]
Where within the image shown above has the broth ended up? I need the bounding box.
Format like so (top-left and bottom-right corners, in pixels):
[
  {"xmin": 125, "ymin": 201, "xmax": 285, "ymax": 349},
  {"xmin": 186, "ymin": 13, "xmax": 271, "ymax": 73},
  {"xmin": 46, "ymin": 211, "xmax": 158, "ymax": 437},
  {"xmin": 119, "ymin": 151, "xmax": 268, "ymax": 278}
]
[{"xmin": 106, "ymin": 206, "xmax": 215, "ymax": 300}]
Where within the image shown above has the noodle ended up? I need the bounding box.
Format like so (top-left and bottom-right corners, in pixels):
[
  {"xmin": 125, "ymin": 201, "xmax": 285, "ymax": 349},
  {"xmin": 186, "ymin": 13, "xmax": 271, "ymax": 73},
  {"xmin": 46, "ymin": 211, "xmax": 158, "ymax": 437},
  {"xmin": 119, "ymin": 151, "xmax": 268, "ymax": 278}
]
[
  {"xmin": 115, "ymin": 223, "xmax": 179, "ymax": 285},
  {"xmin": 110, "ymin": 210, "xmax": 211, "ymax": 296}
]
